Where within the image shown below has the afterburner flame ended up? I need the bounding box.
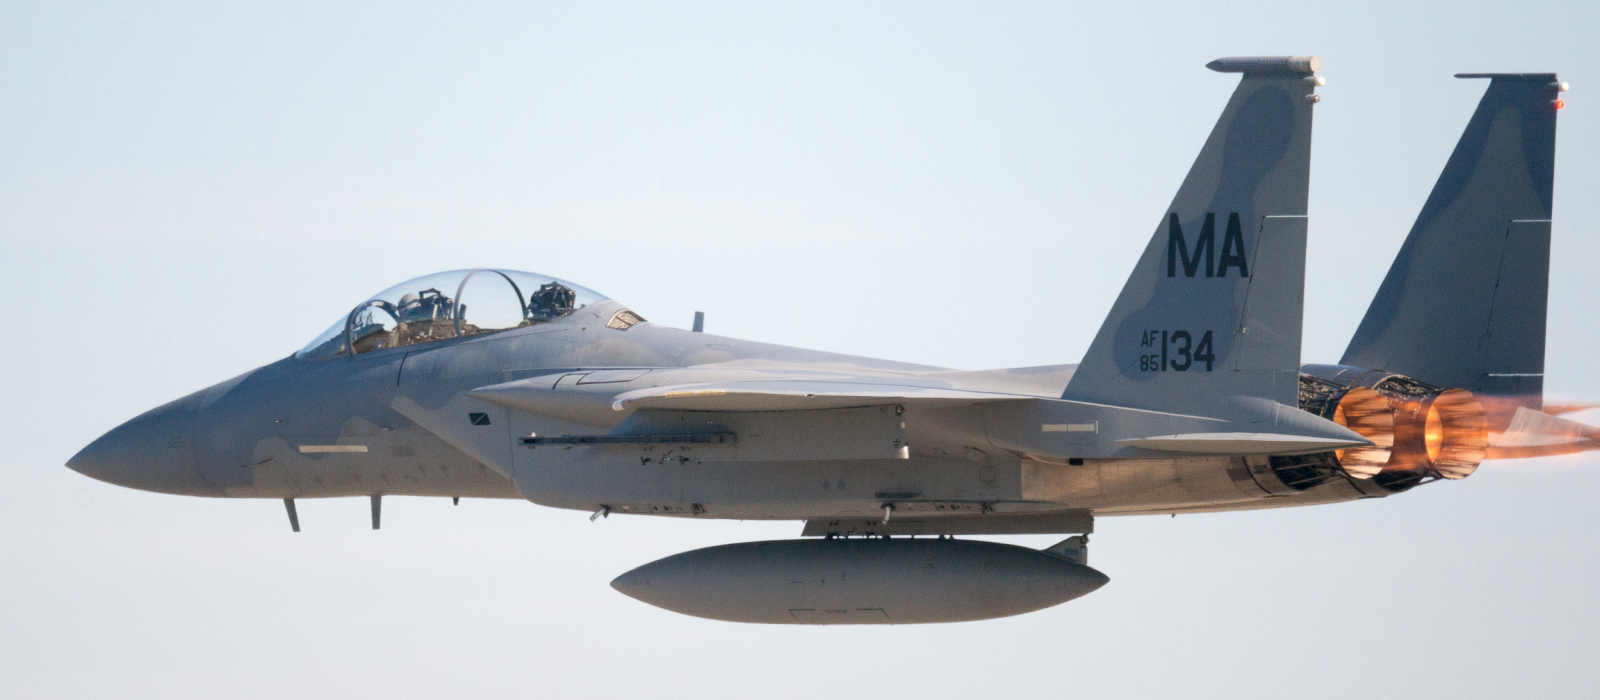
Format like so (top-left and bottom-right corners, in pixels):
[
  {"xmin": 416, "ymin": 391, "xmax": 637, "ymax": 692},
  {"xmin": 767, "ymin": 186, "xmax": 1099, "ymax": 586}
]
[
  {"xmin": 1424, "ymin": 405, "xmax": 1444, "ymax": 461},
  {"xmin": 1427, "ymin": 389, "xmax": 1488, "ymax": 479},
  {"xmin": 1368, "ymin": 383, "xmax": 1487, "ymax": 482},
  {"xmin": 1330, "ymin": 387, "xmax": 1394, "ymax": 478},
  {"xmin": 1485, "ymin": 404, "xmax": 1600, "ymax": 460}
]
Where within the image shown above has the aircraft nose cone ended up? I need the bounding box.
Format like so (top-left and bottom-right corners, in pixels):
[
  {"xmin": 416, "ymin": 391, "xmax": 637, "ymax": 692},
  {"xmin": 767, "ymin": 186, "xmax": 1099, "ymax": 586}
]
[{"xmin": 67, "ymin": 391, "xmax": 220, "ymax": 496}]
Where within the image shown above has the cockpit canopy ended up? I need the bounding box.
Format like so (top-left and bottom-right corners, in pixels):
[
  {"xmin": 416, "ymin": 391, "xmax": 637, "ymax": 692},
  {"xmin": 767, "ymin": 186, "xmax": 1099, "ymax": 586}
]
[{"xmin": 296, "ymin": 269, "xmax": 607, "ymax": 360}]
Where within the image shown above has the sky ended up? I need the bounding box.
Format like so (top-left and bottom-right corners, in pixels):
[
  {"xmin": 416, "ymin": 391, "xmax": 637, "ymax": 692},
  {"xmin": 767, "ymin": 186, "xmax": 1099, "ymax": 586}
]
[{"xmin": 3, "ymin": 1, "xmax": 1599, "ymax": 698}]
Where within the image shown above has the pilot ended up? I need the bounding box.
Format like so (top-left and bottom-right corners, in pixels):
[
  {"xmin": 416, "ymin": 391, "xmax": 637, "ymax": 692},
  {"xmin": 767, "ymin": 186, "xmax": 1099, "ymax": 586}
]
[
  {"xmin": 528, "ymin": 282, "xmax": 577, "ymax": 322},
  {"xmin": 391, "ymin": 288, "xmax": 458, "ymax": 344},
  {"xmin": 397, "ymin": 289, "xmax": 453, "ymax": 324}
]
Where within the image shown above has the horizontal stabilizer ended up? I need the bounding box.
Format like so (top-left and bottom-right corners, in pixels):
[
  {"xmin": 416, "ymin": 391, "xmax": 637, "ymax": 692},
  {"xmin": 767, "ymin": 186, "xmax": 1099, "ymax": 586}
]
[{"xmin": 1117, "ymin": 432, "xmax": 1369, "ymax": 455}]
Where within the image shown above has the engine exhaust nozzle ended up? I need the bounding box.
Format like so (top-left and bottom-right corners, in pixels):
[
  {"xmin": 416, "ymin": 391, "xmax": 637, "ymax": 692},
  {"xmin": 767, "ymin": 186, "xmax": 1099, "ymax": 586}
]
[{"xmin": 1329, "ymin": 387, "xmax": 1395, "ymax": 478}]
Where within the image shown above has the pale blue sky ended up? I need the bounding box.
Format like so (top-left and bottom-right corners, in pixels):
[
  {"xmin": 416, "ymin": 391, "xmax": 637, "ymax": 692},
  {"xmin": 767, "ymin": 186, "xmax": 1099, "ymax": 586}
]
[{"xmin": 4, "ymin": 2, "xmax": 1598, "ymax": 698}]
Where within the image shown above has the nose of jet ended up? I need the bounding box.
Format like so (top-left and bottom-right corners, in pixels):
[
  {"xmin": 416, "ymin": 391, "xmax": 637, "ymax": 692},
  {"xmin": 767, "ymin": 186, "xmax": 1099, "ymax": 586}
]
[{"xmin": 67, "ymin": 390, "xmax": 221, "ymax": 496}]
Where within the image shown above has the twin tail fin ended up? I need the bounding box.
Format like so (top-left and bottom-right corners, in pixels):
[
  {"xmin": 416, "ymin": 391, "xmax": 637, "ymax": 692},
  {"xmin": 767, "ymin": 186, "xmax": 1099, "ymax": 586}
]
[
  {"xmin": 1063, "ymin": 56, "xmax": 1323, "ymax": 423},
  {"xmin": 1341, "ymin": 73, "xmax": 1563, "ymax": 415}
]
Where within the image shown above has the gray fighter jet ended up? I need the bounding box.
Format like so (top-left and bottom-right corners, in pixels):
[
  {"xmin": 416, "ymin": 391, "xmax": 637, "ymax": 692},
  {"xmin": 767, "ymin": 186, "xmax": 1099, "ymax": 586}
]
[{"xmin": 68, "ymin": 56, "xmax": 1580, "ymax": 625}]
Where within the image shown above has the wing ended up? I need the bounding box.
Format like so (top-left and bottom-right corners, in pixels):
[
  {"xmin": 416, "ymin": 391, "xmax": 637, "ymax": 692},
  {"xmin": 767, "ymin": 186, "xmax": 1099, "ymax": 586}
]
[
  {"xmin": 609, "ymin": 380, "xmax": 1030, "ymax": 412},
  {"xmin": 465, "ymin": 368, "xmax": 1037, "ymax": 426}
]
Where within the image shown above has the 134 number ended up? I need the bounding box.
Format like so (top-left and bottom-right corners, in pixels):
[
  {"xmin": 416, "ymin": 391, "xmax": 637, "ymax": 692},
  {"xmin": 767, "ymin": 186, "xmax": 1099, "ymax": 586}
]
[{"xmin": 1137, "ymin": 330, "xmax": 1215, "ymax": 372}]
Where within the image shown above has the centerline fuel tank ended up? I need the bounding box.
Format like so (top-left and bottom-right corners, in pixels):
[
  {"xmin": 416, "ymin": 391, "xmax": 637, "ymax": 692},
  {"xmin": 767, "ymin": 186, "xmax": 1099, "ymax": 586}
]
[{"xmin": 611, "ymin": 538, "xmax": 1108, "ymax": 624}]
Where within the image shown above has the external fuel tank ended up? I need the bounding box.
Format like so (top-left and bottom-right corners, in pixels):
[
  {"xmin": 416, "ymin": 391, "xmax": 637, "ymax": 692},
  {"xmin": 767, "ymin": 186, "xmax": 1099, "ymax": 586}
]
[{"xmin": 611, "ymin": 538, "xmax": 1108, "ymax": 624}]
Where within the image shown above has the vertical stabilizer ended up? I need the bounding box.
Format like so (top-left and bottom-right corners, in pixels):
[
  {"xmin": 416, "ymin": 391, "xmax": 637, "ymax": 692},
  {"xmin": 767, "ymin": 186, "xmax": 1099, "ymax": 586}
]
[
  {"xmin": 1341, "ymin": 74, "xmax": 1562, "ymax": 414},
  {"xmin": 1063, "ymin": 57, "xmax": 1321, "ymax": 420}
]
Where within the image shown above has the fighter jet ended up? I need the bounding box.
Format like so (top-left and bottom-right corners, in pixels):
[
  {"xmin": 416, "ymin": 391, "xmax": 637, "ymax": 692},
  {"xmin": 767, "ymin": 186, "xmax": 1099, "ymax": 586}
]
[{"xmin": 68, "ymin": 56, "xmax": 1579, "ymax": 625}]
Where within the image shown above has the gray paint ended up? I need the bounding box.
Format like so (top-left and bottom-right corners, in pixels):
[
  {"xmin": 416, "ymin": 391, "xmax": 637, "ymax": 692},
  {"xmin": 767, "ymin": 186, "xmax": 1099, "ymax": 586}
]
[
  {"xmin": 75, "ymin": 56, "xmax": 1590, "ymax": 560},
  {"xmin": 610, "ymin": 538, "xmax": 1109, "ymax": 624},
  {"xmin": 801, "ymin": 511, "xmax": 1094, "ymax": 537},
  {"xmin": 64, "ymin": 58, "xmax": 1380, "ymax": 536},
  {"xmin": 1342, "ymin": 74, "xmax": 1560, "ymax": 406},
  {"xmin": 1064, "ymin": 61, "xmax": 1317, "ymax": 417},
  {"xmin": 68, "ymin": 56, "xmax": 1583, "ymax": 625}
]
